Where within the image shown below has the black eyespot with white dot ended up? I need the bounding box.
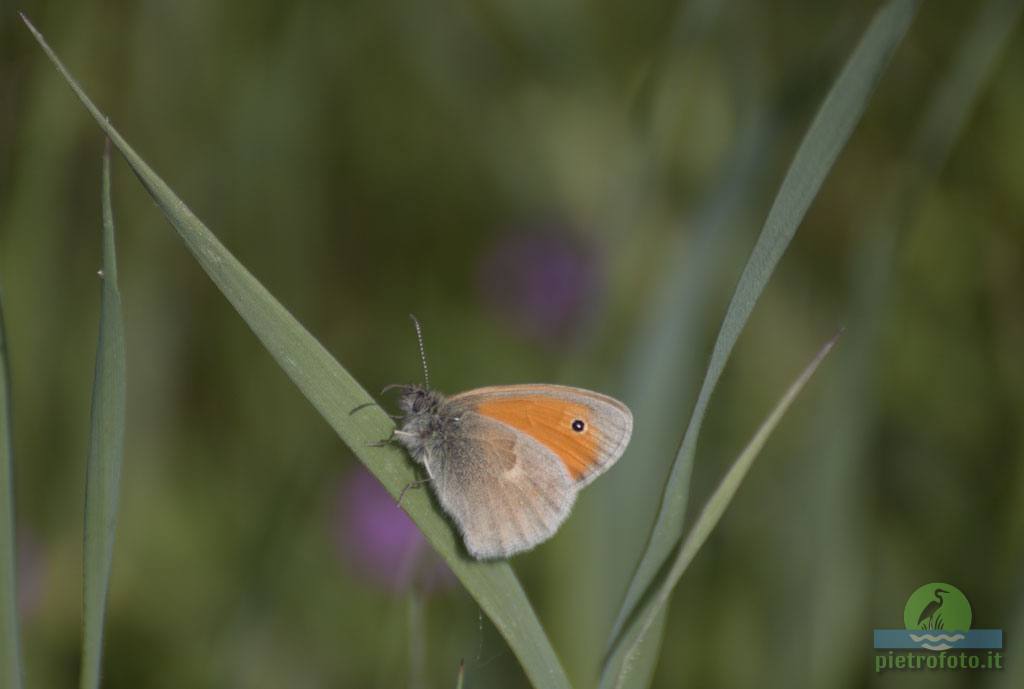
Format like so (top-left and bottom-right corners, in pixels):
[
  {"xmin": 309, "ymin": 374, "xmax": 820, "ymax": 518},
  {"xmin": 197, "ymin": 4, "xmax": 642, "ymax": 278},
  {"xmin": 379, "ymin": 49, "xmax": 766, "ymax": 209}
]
[{"xmin": 571, "ymin": 419, "xmax": 586, "ymax": 433}]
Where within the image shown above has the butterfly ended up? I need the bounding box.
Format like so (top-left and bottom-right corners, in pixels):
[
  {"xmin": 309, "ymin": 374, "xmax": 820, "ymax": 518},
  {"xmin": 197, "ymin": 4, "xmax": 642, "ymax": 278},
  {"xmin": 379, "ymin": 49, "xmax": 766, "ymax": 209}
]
[{"xmin": 385, "ymin": 317, "xmax": 633, "ymax": 559}]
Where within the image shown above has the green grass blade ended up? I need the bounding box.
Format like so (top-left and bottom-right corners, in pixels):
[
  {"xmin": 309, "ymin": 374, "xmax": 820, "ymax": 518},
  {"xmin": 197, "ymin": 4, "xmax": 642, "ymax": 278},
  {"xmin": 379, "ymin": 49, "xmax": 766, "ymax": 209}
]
[
  {"xmin": 79, "ymin": 142, "xmax": 127, "ymax": 689},
  {"xmin": 909, "ymin": 0, "xmax": 1024, "ymax": 177},
  {"xmin": 612, "ymin": 116, "xmax": 771, "ymax": 565},
  {"xmin": 591, "ymin": 120, "xmax": 772, "ymax": 686},
  {"xmin": 0, "ymin": 294, "xmax": 23, "ymax": 689},
  {"xmin": 20, "ymin": 15, "xmax": 571, "ymax": 689},
  {"xmin": 604, "ymin": 335, "xmax": 839, "ymax": 689},
  {"xmin": 603, "ymin": 1, "xmax": 918, "ymax": 686},
  {"xmin": 995, "ymin": 585, "xmax": 1024, "ymax": 687},
  {"xmin": 455, "ymin": 659, "xmax": 465, "ymax": 689}
]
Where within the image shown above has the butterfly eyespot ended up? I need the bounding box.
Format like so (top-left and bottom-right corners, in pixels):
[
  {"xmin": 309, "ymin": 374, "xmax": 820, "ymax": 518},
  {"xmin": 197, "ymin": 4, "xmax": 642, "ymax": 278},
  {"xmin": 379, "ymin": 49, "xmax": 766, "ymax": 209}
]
[{"xmin": 571, "ymin": 419, "xmax": 586, "ymax": 433}]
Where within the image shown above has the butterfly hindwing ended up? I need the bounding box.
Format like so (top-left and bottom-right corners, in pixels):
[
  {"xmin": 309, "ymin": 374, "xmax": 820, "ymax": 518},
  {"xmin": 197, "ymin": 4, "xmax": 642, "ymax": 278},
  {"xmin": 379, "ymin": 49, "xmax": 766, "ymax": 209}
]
[{"xmin": 429, "ymin": 412, "xmax": 575, "ymax": 559}]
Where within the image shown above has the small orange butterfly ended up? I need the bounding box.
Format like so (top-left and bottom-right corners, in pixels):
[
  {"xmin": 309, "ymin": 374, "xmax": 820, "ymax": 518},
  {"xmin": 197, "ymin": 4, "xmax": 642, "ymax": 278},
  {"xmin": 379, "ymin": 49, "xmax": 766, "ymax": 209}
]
[{"xmin": 387, "ymin": 317, "xmax": 632, "ymax": 559}]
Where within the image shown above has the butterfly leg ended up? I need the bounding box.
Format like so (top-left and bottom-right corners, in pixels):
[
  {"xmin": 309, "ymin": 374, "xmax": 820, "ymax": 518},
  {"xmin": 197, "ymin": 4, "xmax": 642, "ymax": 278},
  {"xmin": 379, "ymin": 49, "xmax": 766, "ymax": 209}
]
[
  {"xmin": 350, "ymin": 401, "xmax": 403, "ymax": 421},
  {"xmin": 368, "ymin": 428, "xmax": 418, "ymax": 448},
  {"xmin": 396, "ymin": 477, "xmax": 433, "ymax": 508},
  {"xmin": 349, "ymin": 401, "xmax": 376, "ymax": 416}
]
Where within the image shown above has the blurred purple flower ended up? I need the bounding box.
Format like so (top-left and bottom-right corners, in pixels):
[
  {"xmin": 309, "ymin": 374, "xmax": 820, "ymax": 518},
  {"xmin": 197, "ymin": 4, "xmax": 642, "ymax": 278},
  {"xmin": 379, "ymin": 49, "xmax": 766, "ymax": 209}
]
[
  {"xmin": 477, "ymin": 225, "xmax": 602, "ymax": 343},
  {"xmin": 332, "ymin": 467, "xmax": 453, "ymax": 593}
]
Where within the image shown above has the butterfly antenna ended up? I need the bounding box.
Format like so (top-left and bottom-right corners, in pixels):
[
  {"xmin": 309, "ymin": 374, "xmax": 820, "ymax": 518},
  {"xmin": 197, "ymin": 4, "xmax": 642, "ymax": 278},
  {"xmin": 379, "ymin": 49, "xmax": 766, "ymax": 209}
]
[{"xmin": 409, "ymin": 314, "xmax": 430, "ymax": 388}]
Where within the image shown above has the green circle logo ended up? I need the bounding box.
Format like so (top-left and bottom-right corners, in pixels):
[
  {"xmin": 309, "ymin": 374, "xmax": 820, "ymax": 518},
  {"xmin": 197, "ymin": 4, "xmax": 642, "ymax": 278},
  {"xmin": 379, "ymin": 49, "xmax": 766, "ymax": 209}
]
[{"xmin": 904, "ymin": 583, "xmax": 972, "ymax": 631}]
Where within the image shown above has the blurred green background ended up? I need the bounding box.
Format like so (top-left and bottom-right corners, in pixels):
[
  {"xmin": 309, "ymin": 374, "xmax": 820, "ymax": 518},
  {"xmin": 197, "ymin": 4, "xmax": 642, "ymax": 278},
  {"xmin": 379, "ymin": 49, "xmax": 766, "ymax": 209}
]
[{"xmin": 1, "ymin": 1, "xmax": 1023, "ymax": 687}]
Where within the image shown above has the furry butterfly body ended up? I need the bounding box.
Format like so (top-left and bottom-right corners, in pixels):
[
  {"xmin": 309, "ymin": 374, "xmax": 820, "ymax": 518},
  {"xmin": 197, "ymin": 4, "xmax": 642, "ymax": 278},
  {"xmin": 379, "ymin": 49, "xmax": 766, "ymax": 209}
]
[{"xmin": 393, "ymin": 383, "xmax": 633, "ymax": 559}]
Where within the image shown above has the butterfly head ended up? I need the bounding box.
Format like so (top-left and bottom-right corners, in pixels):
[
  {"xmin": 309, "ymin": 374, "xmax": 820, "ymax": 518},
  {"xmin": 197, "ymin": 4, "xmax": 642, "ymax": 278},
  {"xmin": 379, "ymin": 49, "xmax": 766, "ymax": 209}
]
[
  {"xmin": 387, "ymin": 315, "xmax": 443, "ymax": 434},
  {"xmin": 397, "ymin": 384, "xmax": 444, "ymax": 417},
  {"xmin": 393, "ymin": 385, "xmax": 451, "ymax": 460}
]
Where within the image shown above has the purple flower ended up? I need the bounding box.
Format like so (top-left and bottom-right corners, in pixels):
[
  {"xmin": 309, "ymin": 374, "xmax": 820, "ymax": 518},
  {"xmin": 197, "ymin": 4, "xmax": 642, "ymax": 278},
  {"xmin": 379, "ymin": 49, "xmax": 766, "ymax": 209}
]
[
  {"xmin": 332, "ymin": 467, "xmax": 453, "ymax": 592},
  {"xmin": 477, "ymin": 225, "xmax": 601, "ymax": 343}
]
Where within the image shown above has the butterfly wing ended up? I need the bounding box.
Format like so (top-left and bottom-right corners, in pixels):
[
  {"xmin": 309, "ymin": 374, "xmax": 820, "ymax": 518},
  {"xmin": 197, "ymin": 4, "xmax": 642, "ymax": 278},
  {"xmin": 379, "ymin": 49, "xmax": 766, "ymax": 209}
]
[
  {"xmin": 449, "ymin": 384, "xmax": 633, "ymax": 488},
  {"xmin": 430, "ymin": 411, "xmax": 576, "ymax": 559}
]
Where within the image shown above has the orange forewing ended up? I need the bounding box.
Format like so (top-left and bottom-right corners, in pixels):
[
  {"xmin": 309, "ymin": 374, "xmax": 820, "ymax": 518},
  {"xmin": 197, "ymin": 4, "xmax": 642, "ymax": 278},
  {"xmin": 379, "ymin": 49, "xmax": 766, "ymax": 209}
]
[{"xmin": 472, "ymin": 395, "xmax": 601, "ymax": 481}]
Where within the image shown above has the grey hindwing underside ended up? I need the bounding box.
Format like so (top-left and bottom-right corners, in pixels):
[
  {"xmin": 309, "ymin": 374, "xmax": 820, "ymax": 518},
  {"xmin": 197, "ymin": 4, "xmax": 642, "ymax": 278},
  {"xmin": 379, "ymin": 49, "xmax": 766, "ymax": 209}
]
[{"xmin": 429, "ymin": 412, "xmax": 576, "ymax": 559}]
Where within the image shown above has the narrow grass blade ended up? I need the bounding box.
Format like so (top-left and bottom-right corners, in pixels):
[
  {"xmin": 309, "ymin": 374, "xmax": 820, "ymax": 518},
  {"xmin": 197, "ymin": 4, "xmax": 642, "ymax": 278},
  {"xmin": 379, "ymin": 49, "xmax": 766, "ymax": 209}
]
[
  {"xmin": 407, "ymin": 592, "xmax": 426, "ymax": 689},
  {"xmin": 603, "ymin": 1, "xmax": 918, "ymax": 686},
  {"xmin": 604, "ymin": 334, "xmax": 839, "ymax": 689},
  {"xmin": 20, "ymin": 15, "xmax": 571, "ymax": 689},
  {"xmin": 590, "ymin": 118, "xmax": 772, "ymax": 686},
  {"xmin": 79, "ymin": 142, "xmax": 127, "ymax": 689},
  {"xmin": 994, "ymin": 566, "xmax": 1024, "ymax": 688},
  {"xmin": 455, "ymin": 659, "xmax": 465, "ymax": 689},
  {"xmin": 0, "ymin": 294, "xmax": 23, "ymax": 689},
  {"xmin": 613, "ymin": 115, "xmax": 772, "ymax": 566},
  {"xmin": 909, "ymin": 0, "xmax": 1024, "ymax": 178}
]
